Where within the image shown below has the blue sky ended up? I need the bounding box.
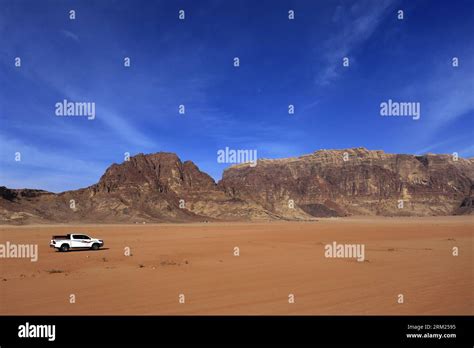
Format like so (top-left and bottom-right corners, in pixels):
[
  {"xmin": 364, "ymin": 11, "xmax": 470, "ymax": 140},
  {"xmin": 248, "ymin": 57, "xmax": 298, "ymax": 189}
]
[{"xmin": 0, "ymin": 0, "xmax": 473, "ymax": 192}]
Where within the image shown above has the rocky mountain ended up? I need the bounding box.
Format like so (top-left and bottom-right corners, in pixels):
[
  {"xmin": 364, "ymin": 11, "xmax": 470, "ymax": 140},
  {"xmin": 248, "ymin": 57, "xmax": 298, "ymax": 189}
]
[
  {"xmin": 1, "ymin": 148, "xmax": 472, "ymax": 224},
  {"xmin": 220, "ymin": 148, "xmax": 473, "ymax": 217}
]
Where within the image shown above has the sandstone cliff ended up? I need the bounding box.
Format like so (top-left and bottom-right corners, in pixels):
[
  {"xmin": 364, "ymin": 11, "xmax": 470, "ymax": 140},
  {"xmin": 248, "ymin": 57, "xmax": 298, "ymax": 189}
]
[{"xmin": 1, "ymin": 148, "xmax": 472, "ymax": 224}]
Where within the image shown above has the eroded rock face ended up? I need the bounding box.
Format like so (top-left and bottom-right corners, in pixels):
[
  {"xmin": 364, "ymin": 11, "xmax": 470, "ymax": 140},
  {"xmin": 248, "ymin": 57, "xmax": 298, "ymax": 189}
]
[
  {"xmin": 220, "ymin": 148, "xmax": 473, "ymax": 217},
  {"xmin": 0, "ymin": 148, "xmax": 472, "ymax": 224},
  {"xmin": 93, "ymin": 153, "xmax": 216, "ymax": 195}
]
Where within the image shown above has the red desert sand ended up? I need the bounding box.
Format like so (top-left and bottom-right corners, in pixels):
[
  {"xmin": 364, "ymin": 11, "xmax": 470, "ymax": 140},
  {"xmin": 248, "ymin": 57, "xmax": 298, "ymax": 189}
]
[{"xmin": 0, "ymin": 216, "xmax": 472, "ymax": 315}]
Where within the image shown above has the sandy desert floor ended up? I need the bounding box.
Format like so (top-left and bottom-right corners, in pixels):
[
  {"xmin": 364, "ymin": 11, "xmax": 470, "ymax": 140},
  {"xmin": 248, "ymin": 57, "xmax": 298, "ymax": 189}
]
[{"xmin": 0, "ymin": 217, "xmax": 472, "ymax": 315}]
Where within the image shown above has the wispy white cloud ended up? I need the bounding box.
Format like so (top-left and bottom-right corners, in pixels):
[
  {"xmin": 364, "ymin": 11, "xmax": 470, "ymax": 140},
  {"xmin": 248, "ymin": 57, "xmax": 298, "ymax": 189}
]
[
  {"xmin": 421, "ymin": 63, "xmax": 474, "ymax": 133},
  {"xmin": 0, "ymin": 134, "xmax": 106, "ymax": 192},
  {"xmin": 403, "ymin": 50, "xmax": 474, "ymax": 151},
  {"xmin": 301, "ymin": 100, "xmax": 320, "ymax": 112},
  {"xmin": 316, "ymin": 0, "xmax": 396, "ymax": 85},
  {"xmin": 415, "ymin": 134, "xmax": 473, "ymax": 157},
  {"xmin": 60, "ymin": 29, "xmax": 79, "ymax": 42},
  {"xmin": 15, "ymin": 68, "xmax": 160, "ymax": 149},
  {"xmin": 97, "ymin": 107, "xmax": 158, "ymax": 149},
  {"xmin": 415, "ymin": 137, "xmax": 457, "ymax": 155},
  {"xmin": 459, "ymin": 145, "xmax": 474, "ymax": 158}
]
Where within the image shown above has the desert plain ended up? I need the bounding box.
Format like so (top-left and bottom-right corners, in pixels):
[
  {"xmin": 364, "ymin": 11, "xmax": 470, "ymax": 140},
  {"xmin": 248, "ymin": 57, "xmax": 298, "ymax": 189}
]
[{"xmin": 0, "ymin": 216, "xmax": 472, "ymax": 315}]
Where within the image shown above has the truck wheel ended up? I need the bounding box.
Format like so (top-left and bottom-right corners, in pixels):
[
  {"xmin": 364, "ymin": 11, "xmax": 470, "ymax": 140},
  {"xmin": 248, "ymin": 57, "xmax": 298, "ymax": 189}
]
[
  {"xmin": 91, "ymin": 243, "xmax": 100, "ymax": 251},
  {"xmin": 60, "ymin": 244, "xmax": 69, "ymax": 252}
]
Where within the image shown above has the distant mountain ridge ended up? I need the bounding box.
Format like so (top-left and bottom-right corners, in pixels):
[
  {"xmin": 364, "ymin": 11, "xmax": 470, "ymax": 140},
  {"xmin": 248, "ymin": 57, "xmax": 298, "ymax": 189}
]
[{"xmin": 1, "ymin": 148, "xmax": 472, "ymax": 224}]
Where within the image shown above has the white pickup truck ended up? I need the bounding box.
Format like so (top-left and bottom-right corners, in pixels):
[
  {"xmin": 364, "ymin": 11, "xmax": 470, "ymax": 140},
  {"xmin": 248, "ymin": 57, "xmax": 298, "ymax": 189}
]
[{"xmin": 50, "ymin": 234, "xmax": 104, "ymax": 252}]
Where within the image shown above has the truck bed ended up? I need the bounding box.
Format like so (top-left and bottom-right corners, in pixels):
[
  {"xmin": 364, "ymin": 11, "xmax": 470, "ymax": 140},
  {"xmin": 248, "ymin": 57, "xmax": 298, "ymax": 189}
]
[{"xmin": 52, "ymin": 235, "xmax": 68, "ymax": 240}]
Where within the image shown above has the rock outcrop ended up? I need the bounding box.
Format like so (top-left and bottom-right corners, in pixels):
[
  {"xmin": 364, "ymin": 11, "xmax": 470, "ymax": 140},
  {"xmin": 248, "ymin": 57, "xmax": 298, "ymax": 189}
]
[
  {"xmin": 1, "ymin": 148, "xmax": 472, "ymax": 224},
  {"xmin": 220, "ymin": 148, "xmax": 473, "ymax": 217}
]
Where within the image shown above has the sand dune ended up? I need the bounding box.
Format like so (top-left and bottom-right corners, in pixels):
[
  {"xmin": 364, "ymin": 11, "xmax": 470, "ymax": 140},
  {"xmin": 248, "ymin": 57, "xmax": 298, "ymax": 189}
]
[{"xmin": 0, "ymin": 217, "xmax": 472, "ymax": 315}]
